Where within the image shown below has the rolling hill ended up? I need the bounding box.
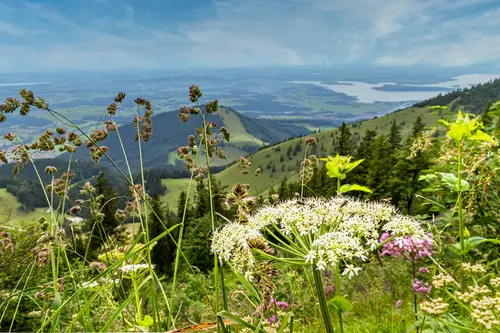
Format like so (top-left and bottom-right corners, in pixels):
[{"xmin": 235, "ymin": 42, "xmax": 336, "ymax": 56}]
[
  {"xmin": 163, "ymin": 77, "xmax": 500, "ymax": 206},
  {"xmin": 72, "ymin": 106, "xmax": 309, "ymax": 172}
]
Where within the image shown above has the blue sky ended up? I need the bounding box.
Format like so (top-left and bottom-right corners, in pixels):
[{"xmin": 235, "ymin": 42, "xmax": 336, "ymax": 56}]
[{"xmin": 1, "ymin": 0, "xmax": 500, "ymax": 72}]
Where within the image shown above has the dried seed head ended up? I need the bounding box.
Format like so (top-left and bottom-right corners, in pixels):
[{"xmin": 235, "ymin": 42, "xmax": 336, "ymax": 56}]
[
  {"xmin": 0, "ymin": 151, "xmax": 8, "ymax": 164},
  {"xmin": 179, "ymin": 106, "xmax": 190, "ymax": 122},
  {"xmin": 44, "ymin": 166, "xmax": 58, "ymax": 174},
  {"xmin": 3, "ymin": 97, "xmax": 20, "ymax": 113},
  {"xmin": 69, "ymin": 205, "xmax": 81, "ymax": 215},
  {"xmin": 305, "ymin": 137, "xmax": 316, "ymax": 145},
  {"xmin": 107, "ymin": 103, "xmax": 117, "ymax": 115},
  {"xmin": 56, "ymin": 127, "xmax": 66, "ymax": 135},
  {"xmin": 114, "ymin": 92, "xmax": 126, "ymax": 103},
  {"xmin": 134, "ymin": 97, "xmax": 148, "ymax": 106},
  {"xmin": 205, "ymin": 100, "xmax": 219, "ymax": 114},
  {"xmin": 189, "ymin": 85, "xmax": 202, "ymax": 102},
  {"xmin": 104, "ymin": 120, "xmax": 117, "ymax": 132},
  {"xmin": 114, "ymin": 209, "xmax": 127, "ymax": 222},
  {"xmin": 19, "ymin": 89, "xmax": 35, "ymax": 104},
  {"xmin": 4, "ymin": 133, "xmax": 16, "ymax": 141}
]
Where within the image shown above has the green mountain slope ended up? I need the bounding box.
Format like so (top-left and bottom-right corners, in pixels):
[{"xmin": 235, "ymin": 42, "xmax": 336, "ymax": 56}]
[
  {"xmin": 216, "ymin": 77, "xmax": 500, "ymax": 195},
  {"xmin": 216, "ymin": 105, "xmax": 439, "ymax": 195},
  {"xmin": 72, "ymin": 106, "xmax": 309, "ymax": 171}
]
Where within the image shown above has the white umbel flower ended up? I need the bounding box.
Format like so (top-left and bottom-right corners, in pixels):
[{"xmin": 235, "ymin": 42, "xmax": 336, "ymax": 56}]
[{"xmin": 212, "ymin": 196, "xmax": 426, "ymax": 277}]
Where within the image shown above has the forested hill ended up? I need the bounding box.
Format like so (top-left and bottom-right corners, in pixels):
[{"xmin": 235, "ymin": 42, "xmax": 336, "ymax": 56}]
[
  {"xmin": 214, "ymin": 76, "xmax": 500, "ymax": 200},
  {"xmin": 414, "ymin": 77, "xmax": 500, "ymax": 113},
  {"xmin": 71, "ymin": 106, "xmax": 309, "ymax": 171}
]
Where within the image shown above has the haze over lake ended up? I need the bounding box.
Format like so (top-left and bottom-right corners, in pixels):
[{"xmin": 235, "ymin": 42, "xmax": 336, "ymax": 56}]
[{"xmin": 289, "ymin": 74, "xmax": 500, "ymax": 103}]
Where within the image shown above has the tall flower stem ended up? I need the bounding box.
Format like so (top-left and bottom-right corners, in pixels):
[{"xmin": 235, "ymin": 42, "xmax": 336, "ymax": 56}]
[
  {"xmin": 456, "ymin": 142, "xmax": 465, "ymax": 293},
  {"xmin": 312, "ymin": 265, "xmax": 335, "ymax": 333},
  {"xmin": 335, "ymin": 262, "xmax": 344, "ymax": 333},
  {"xmin": 411, "ymin": 260, "xmax": 419, "ymax": 333},
  {"xmin": 300, "ymin": 143, "xmax": 310, "ymax": 198}
]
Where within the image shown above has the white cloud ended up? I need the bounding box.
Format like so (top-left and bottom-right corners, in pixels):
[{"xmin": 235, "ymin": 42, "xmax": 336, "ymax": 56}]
[{"xmin": 1, "ymin": 0, "xmax": 500, "ymax": 71}]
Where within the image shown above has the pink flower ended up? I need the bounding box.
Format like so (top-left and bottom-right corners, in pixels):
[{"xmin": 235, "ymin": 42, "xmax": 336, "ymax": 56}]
[
  {"xmin": 380, "ymin": 233, "xmax": 434, "ymax": 261},
  {"xmin": 395, "ymin": 300, "xmax": 403, "ymax": 308},
  {"xmin": 413, "ymin": 279, "xmax": 432, "ymax": 294},
  {"xmin": 419, "ymin": 267, "xmax": 430, "ymax": 273}
]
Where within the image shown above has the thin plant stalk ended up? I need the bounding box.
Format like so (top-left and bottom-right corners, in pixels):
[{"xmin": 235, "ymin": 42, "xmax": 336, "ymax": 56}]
[
  {"xmin": 312, "ymin": 265, "xmax": 334, "ymax": 333},
  {"xmin": 456, "ymin": 142, "xmax": 465, "ymax": 293},
  {"xmin": 201, "ymin": 114, "xmax": 223, "ymax": 323},
  {"xmin": 167, "ymin": 170, "xmax": 195, "ymax": 330},
  {"xmin": 411, "ymin": 260, "xmax": 419, "ymax": 333},
  {"xmin": 335, "ymin": 262, "xmax": 344, "ymax": 333}
]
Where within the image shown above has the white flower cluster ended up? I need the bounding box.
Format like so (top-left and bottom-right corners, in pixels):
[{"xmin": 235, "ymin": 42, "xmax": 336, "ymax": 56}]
[
  {"xmin": 210, "ymin": 222, "xmax": 262, "ymax": 278},
  {"xmin": 432, "ymin": 273, "xmax": 455, "ymax": 289},
  {"xmin": 212, "ymin": 196, "xmax": 426, "ymax": 278},
  {"xmin": 119, "ymin": 263, "xmax": 153, "ymax": 274},
  {"xmin": 462, "ymin": 262, "xmax": 486, "ymax": 274},
  {"xmin": 420, "ymin": 298, "xmax": 449, "ymax": 316},
  {"xmin": 470, "ymin": 296, "xmax": 500, "ymax": 330}
]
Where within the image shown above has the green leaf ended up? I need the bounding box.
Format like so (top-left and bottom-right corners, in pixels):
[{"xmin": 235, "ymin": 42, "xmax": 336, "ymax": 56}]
[
  {"xmin": 470, "ymin": 129, "xmax": 495, "ymax": 143},
  {"xmin": 339, "ymin": 184, "xmax": 372, "ymax": 194},
  {"xmin": 229, "ymin": 264, "xmax": 261, "ymax": 303},
  {"xmin": 452, "ymin": 237, "xmax": 500, "ymax": 255},
  {"xmin": 217, "ymin": 311, "xmax": 267, "ymax": 333},
  {"xmin": 406, "ymin": 319, "xmax": 424, "ymax": 333},
  {"xmin": 438, "ymin": 173, "xmax": 469, "ymax": 192},
  {"xmin": 328, "ymin": 296, "xmax": 353, "ymax": 312},
  {"xmin": 137, "ymin": 315, "xmax": 154, "ymax": 328},
  {"xmin": 51, "ymin": 292, "xmax": 62, "ymax": 309},
  {"xmin": 344, "ymin": 159, "xmax": 364, "ymax": 174}
]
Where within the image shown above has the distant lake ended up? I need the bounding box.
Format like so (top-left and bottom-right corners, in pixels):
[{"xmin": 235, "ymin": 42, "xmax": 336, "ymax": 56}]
[{"xmin": 288, "ymin": 74, "xmax": 500, "ymax": 103}]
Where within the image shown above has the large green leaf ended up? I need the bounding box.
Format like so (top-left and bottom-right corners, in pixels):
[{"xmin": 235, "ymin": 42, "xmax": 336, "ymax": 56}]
[
  {"xmin": 339, "ymin": 184, "xmax": 372, "ymax": 194},
  {"xmin": 438, "ymin": 173, "xmax": 470, "ymax": 192},
  {"xmin": 452, "ymin": 236, "xmax": 500, "ymax": 255},
  {"xmin": 328, "ymin": 296, "xmax": 353, "ymax": 312}
]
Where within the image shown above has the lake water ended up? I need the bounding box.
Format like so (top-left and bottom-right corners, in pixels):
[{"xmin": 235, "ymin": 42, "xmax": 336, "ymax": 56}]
[{"xmin": 289, "ymin": 74, "xmax": 500, "ymax": 103}]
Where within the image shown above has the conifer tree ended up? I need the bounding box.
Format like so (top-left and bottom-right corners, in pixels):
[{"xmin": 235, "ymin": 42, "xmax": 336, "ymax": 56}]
[
  {"xmin": 148, "ymin": 195, "xmax": 174, "ymax": 276},
  {"xmin": 391, "ymin": 116, "xmax": 432, "ymax": 213},
  {"xmin": 389, "ymin": 119, "xmax": 402, "ymax": 149},
  {"xmin": 176, "ymin": 190, "xmax": 192, "ymax": 221},
  {"xmin": 333, "ymin": 122, "xmax": 355, "ymax": 156}
]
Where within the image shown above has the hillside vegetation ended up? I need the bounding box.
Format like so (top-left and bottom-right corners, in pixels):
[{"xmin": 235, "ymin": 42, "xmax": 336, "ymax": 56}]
[
  {"xmin": 72, "ymin": 106, "xmax": 308, "ymax": 171},
  {"xmin": 1, "ymin": 83, "xmax": 499, "ymax": 333}
]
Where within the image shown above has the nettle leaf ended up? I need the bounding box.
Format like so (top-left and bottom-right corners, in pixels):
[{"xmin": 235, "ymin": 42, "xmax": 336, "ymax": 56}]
[
  {"xmin": 328, "ymin": 296, "xmax": 353, "ymax": 312},
  {"xmin": 438, "ymin": 173, "xmax": 470, "ymax": 192},
  {"xmin": 339, "ymin": 184, "xmax": 372, "ymax": 194}
]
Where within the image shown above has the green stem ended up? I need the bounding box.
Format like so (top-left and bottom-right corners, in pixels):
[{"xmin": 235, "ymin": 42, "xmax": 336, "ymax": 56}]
[
  {"xmin": 412, "ymin": 260, "xmax": 419, "ymax": 333},
  {"xmin": 312, "ymin": 266, "xmax": 335, "ymax": 333},
  {"xmin": 300, "ymin": 143, "xmax": 309, "ymax": 198},
  {"xmin": 201, "ymin": 114, "xmax": 226, "ymax": 328},
  {"xmin": 335, "ymin": 262, "xmax": 344, "ymax": 333},
  {"xmin": 457, "ymin": 142, "xmax": 465, "ymax": 293},
  {"xmin": 167, "ymin": 171, "xmax": 195, "ymax": 330}
]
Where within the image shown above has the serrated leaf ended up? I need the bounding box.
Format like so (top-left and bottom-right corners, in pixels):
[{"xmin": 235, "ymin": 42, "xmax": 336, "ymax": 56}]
[
  {"xmin": 339, "ymin": 184, "xmax": 372, "ymax": 194},
  {"xmin": 328, "ymin": 296, "xmax": 353, "ymax": 312}
]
